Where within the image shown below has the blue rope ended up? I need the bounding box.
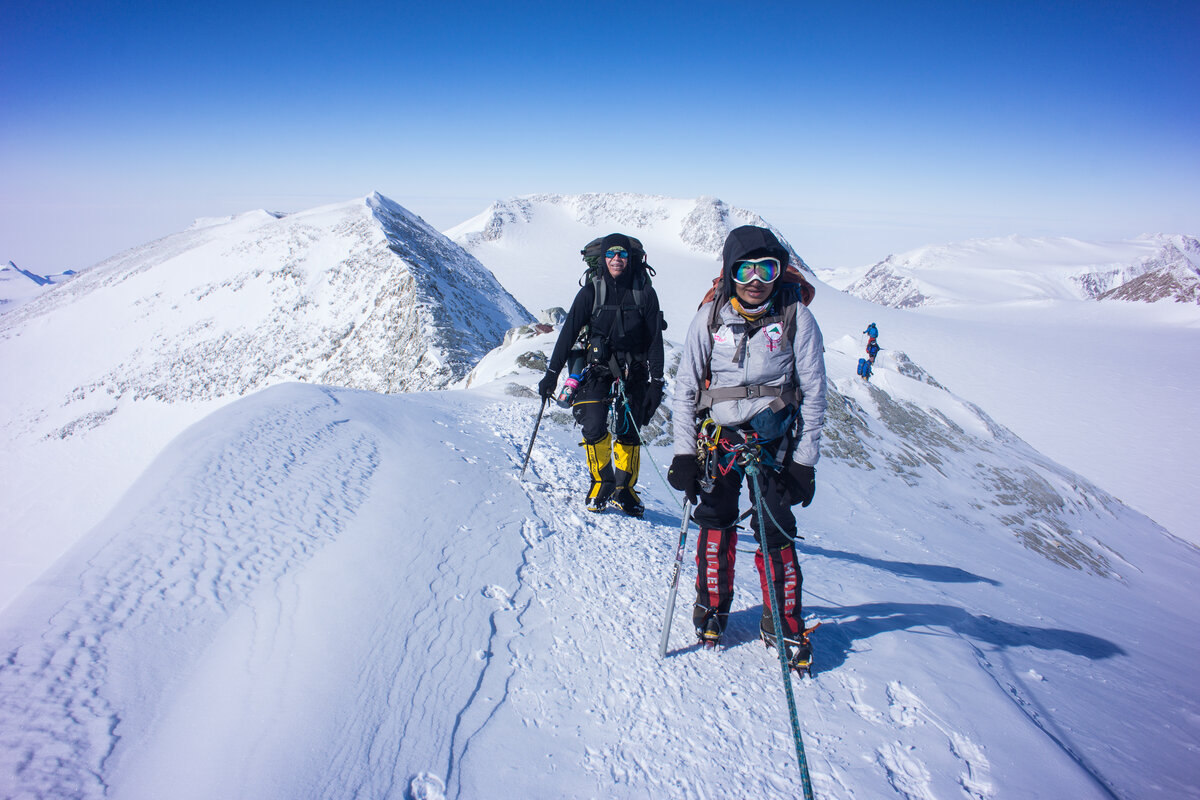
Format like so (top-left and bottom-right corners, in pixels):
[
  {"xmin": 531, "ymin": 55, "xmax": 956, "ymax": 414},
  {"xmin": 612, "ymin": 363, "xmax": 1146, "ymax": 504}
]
[
  {"xmin": 610, "ymin": 375, "xmax": 687, "ymax": 514},
  {"xmin": 747, "ymin": 460, "xmax": 816, "ymax": 799}
]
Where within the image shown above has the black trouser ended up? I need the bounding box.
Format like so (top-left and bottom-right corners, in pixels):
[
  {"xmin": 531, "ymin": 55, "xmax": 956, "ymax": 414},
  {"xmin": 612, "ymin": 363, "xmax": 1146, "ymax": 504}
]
[
  {"xmin": 692, "ymin": 431, "xmax": 804, "ymax": 636},
  {"xmin": 571, "ymin": 366, "xmax": 648, "ymax": 445},
  {"xmin": 691, "ymin": 435, "xmax": 796, "ymax": 551}
]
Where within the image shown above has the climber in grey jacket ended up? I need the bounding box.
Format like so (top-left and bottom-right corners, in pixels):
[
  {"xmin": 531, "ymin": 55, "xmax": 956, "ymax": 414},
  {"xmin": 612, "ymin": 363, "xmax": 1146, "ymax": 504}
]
[{"xmin": 667, "ymin": 224, "xmax": 827, "ymax": 664}]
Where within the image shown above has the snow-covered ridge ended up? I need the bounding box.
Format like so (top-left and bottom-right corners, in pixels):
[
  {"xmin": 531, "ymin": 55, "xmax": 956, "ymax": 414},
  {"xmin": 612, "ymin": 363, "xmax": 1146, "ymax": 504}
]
[
  {"xmin": 1093, "ymin": 234, "xmax": 1200, "ymax": 302},
  {"xmin": 0, "ymin": 193, "xmax": 531, "ymax": 437},
  {"xmin": 824, "ymin": 335, "xmax": 1129, "ymax": 576},
  {"xmin": 187, "ymin": 209, "xmax": 288, "ymax": 230},
  {"xmin": 823, "ymin": 234, "xmax": 1200, "ymax": 307}
]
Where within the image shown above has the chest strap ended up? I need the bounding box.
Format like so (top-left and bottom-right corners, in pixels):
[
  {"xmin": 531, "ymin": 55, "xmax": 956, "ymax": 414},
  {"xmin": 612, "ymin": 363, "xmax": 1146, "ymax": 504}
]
[{"xmin": 699, "ymin": 384, "xmax": 799, "ymax": 413}]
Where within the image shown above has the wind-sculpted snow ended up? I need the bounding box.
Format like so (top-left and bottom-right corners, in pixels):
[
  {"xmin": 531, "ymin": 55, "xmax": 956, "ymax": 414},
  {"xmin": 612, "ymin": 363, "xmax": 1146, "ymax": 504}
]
[{"xmin": 0, "ymin": 385, "xmax": 380, "ymax": 797}]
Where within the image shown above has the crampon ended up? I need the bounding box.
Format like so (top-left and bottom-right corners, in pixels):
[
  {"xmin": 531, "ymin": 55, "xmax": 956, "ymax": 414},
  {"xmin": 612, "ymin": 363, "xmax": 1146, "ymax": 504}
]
[{"xmin": 760, "ymin": 621, "xmax": 821, "ymax": 675}]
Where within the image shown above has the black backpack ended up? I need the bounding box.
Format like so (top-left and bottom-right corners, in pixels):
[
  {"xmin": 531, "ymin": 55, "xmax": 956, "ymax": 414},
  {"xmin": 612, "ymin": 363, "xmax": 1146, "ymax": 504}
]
[
  {"xmin": 575, "ymin": 237, "xmax": 664, "ymax": 364},
  {"xmin": 579, "ymin": 236, "xmax": 656, "ymax": 316}
]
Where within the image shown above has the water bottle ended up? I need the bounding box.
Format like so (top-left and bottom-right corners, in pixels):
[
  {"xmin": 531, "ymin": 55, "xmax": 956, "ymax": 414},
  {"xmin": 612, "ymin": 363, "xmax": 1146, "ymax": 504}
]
[
  {"xmin": 555, "ymin": 372, "xmax": 581, "ymax": 407},
  {"xmin": 556, "ymin": 349, "xmax": 587, "ymax": 408}
]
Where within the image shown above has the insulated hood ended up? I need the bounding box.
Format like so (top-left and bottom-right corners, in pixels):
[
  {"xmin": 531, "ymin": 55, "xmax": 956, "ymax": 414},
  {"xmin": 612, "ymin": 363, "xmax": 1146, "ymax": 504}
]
[{"xmin": 721, "ymin": 225, "xmax": 791, "ymax": 298}]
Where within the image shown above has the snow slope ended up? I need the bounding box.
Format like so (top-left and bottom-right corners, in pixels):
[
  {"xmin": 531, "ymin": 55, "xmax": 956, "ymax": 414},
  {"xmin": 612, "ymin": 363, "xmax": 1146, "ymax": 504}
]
[
  {"xmin": 0, "ymin": 193, "xmax": 530, "ymax": 610},
  {"xmin": 1, "ymin": 327, "xmax": 1195, "ymax": 799}
]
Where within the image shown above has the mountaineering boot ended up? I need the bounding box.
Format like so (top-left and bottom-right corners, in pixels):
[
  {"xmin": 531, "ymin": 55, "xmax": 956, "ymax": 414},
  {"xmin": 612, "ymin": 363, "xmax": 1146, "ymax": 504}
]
[
  {"xmin": 611, "ymin": 440, "xmax": 644, "ymax": 517},
  {"xmin": 584, "ymin": 434, "xmax": 616, "ymax": 512},
  {"xmin": 693, "ymin": 604, "xmax": 728, "ymax": 647},
  {"xmin": 755, "ymin": 544, "xmax": 814, "ymax": 673},
  {"xmin": 759, "ymin": 612, "xmax": 820, "ymax": 675},
  {"xmin": 693, "ymin": 527, "xmax": 737, "ymax": 643}
]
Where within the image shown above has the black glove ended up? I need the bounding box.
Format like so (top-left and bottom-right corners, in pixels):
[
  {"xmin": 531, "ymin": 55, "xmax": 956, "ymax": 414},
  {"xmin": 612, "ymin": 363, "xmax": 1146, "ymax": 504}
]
[
  {"xmin": 667, "ymin": 454, "xmax": 700, "ymax": 504},
  {"xmin": 537, "ymin": 370, "xmax": 559, "ymax": 400},
  {"xmin": 786, "ymin": 462, "xmax": 816, "ymax": 507},
  {"xmin": 640, "ymin": 379, "xmax": 664, "ymax": 424}
]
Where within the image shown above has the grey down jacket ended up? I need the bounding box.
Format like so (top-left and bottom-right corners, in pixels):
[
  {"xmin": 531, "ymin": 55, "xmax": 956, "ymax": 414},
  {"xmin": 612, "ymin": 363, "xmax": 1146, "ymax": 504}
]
[{"xmin": 672, "ymin": 299, "xmax": 827, "ymax": 467}]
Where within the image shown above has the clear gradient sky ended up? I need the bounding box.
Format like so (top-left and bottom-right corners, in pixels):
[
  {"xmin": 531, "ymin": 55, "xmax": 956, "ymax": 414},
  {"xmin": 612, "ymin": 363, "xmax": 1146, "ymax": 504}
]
[{"xmin": 3, "ymin": 0, "xmax": 1198, "ymax": 272}]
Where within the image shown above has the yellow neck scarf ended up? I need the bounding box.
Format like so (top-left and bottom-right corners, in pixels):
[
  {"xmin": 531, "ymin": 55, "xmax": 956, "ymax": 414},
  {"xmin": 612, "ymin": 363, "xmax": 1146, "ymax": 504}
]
[{"xmin": 731, "ymin": 296, "xmax": 771, "ymax": 322}]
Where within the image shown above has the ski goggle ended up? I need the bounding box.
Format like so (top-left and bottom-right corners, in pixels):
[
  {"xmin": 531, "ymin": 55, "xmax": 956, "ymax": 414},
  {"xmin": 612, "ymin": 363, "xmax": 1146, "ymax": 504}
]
[
  {"xmin": 731, "ymin": 257, "xmax": 782, "ymax": 284},
  {"xmin": 605, "ymin": 248, "xmax": 629, "ymax": 259}
]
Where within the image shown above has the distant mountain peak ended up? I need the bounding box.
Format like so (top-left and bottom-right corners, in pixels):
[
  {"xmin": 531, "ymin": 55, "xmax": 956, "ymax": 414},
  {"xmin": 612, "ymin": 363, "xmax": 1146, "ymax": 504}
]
[
  {"xmin": 827, "ymin": 233, "xmax": 1200, "ymax": 307},
  {"xmin": 1093, "ymin": 235, "xmax": 1200, "ymax": 303},
  {"xmin": 447, "ymin": 192, "xmax": 816, "ymax": 333},
  {"xmin": 451, "ymin": 191, "xmax": 807, "ymax": 263}
]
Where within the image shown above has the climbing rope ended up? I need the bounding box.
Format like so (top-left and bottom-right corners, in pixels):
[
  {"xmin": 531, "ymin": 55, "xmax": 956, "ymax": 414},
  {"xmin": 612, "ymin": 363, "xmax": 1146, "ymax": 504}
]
[{"xmin": 747, "ymin": 456, "xmax": 817, "ymax": 799}]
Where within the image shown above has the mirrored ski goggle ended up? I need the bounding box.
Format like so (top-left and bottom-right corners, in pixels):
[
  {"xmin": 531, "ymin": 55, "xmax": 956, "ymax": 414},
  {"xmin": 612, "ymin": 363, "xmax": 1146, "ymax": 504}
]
[
  {"xmin": 731, "ymin": 257, "xmax": 782, "ymax": 284},
  {"xmin": 605, "ymin": 248, "xmax": 630, "ymax": 259}
]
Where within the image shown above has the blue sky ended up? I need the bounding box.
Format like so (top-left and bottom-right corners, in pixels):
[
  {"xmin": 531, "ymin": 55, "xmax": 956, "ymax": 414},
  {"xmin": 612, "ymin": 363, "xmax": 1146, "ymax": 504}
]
[{"xmin": 3, "ymin": 0, "xmax": 1198, "ymax": 271}]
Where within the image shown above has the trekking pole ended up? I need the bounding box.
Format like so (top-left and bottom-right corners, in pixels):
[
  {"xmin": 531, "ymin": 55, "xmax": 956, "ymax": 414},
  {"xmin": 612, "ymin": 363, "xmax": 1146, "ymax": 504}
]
[
  {"xmin": 658, "ymin": 500, "xmax": 693, "ymax": 657},
  {"xmin": 748, "ymin": 462, "xmax": 816, "ymax": 800},
  {"xmin": 519, "ymin": 398, "xmax": 548, "ymax": 479}
]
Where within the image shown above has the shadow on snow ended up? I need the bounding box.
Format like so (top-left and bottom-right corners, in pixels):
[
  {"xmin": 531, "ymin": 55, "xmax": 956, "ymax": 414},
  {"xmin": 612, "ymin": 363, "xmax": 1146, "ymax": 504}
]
[
  {"xmin": 802, "ymin": 544, "xmax": 1002, "ymax": 586},
  {"xmin": 715, "ymin": 602, "xmax": 1124, "ymax": 674}
]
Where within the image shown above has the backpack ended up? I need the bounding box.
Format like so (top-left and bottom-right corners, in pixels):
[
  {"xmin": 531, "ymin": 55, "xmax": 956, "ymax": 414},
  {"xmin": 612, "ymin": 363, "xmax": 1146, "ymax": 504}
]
[
  {"xmin": 576, "ymin": 236, "xmax": 663, "ymax": 364},
  {"xmin": 580, "ymin": 236, "xmax": 656, "ymax": 318}
]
